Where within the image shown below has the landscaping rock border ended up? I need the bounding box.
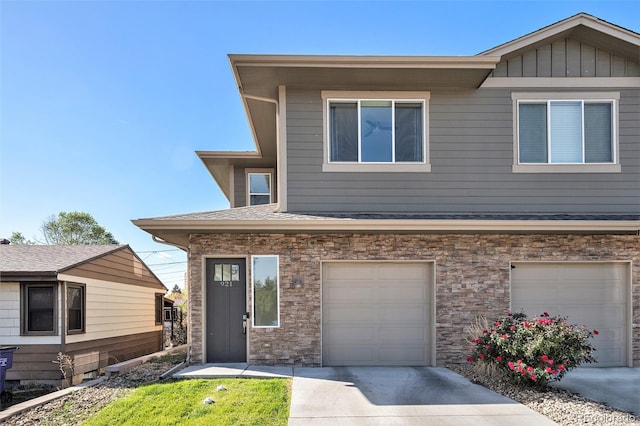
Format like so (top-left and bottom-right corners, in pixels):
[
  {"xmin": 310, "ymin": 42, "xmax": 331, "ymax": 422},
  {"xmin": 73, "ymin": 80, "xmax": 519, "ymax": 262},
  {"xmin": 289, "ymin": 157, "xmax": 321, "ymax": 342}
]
[{"xmin": 449, "ymin": 364, "xmax": 640, "ymax": 425}]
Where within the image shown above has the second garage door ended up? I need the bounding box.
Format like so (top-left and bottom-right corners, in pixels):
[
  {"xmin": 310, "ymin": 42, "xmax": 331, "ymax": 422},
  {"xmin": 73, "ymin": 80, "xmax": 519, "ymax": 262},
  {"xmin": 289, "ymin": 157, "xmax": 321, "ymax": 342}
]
[
  {"xmin": 511, "ymin": 262, "xmax": 630, "ymax": 367},
  {"xmin": 322, "ymin": 262, "xmax": 433, "ymax": 366}
]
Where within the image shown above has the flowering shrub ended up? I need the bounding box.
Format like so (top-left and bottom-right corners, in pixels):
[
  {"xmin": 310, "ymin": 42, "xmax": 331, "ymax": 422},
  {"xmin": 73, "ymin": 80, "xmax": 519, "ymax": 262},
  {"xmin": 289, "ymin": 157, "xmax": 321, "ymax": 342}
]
[{"xmin": 466, "ymin": 312, "xmax": 597, "ymax": 386}]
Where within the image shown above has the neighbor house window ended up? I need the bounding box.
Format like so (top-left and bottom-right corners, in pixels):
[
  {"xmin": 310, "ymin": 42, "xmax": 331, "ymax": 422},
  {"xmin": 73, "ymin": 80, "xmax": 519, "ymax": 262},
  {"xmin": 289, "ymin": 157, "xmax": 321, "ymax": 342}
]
[
  {"xmin": 322, "ymin": 91, "xmax": 431, "ymax": 172},
  {"xmin": 22, "ymin": 283, "xmax": 57, "ymax": 335},
  {"xmin": 247, "ymin": 170, "xmax": 273, "ymax": 205},
  {"xmin": 251, "ymin": 255, "xmax": 279, "ymax": 327},
  {"xmin": 155, "ymin": 294, "xmax": 164, "ymax": 325},
  {"xmin": 513, "ymin": 92, "xmax": 619, "ymax": 173},
  {"xmin": 67, "ymin": 283, "xmax": 85, "ymax": 334}
]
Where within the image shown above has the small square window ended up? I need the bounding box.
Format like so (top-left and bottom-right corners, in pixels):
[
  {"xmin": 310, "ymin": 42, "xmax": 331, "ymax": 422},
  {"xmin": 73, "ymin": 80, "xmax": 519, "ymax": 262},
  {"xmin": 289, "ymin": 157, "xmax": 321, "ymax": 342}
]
[{"xmin": 247, "ymin": 171, "xmax": 273, "ymax": 205}]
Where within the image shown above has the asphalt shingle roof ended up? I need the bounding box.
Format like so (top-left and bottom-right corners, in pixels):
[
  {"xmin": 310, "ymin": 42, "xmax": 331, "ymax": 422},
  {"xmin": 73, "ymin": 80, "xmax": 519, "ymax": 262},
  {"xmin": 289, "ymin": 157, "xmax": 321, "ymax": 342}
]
[
  {"xmin": 0, "ymin": 245, "xmax": 125, "ymax": 273},
  {"xmin": 142, "ymin": 204, "xmax": 640, "ymax": 222}
]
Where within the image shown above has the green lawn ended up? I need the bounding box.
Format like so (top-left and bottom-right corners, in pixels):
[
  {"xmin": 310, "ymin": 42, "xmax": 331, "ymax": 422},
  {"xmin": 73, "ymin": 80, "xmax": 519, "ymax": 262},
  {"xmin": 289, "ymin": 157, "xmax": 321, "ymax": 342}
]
[{"xmin": 82, "ymin": 378, "xmax": 291, "ymax": 426}]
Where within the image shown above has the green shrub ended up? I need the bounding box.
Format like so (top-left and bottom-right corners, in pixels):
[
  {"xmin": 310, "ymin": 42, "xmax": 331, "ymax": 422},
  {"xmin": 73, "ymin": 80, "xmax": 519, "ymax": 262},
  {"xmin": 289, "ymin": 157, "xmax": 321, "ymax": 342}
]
[{"xmin": 466, "ymin": 312, "xmax": 597, "ymax": 386}]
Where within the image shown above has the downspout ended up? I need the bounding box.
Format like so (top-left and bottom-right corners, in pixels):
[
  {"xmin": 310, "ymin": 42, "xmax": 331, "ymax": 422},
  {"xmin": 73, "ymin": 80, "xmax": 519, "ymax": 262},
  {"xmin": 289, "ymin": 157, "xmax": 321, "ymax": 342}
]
[
  {"xmin": 241, "ymin": 93, "xmax": 282, "ymax": 212},
  {"xmin": 151, "ymin": 235, "xmax": 191, "ymax": 363}
]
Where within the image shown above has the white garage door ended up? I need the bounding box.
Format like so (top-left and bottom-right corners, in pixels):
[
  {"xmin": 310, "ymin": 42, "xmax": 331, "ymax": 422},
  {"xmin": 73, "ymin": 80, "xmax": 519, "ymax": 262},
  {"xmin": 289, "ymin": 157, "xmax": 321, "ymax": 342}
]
[
  {"xmin": 511, "ymin": 262, "xmax": 629, "ymax": 367},
  {"xmin": 322, "ymin": 262, "xmax": 432, "ymax": 366}
]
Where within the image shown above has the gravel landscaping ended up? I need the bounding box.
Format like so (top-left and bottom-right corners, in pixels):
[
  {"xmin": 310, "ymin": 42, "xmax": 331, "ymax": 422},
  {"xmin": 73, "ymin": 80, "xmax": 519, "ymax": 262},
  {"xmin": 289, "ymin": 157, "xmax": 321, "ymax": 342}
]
[
  {"xmin": 3, "ymin": 354, "xmax": 639, "ymax": 425},
  {"xmin": 449, "ymin": 364, "xmax": 640, "ymax": 426},
  {"xmin": 3, "ymin": 356, "xmax": 183, "ymax": 426}
]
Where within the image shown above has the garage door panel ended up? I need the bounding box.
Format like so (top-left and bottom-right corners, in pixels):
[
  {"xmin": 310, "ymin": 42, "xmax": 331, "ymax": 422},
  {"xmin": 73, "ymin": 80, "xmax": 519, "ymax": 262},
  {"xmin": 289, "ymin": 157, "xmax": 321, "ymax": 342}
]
[
  {"xmin": 326, "ymin": 285, "xmax": 376, "ymax": 302},
  {"xmin": 558, "ymin": 285, "xmax": 625, "ymax": 303},
  {"xmin": 379, "ymin": 285, "xmax": 426, "ymax": 301},
  {"xmin": 326, "ymin": 346, "xmax": 375, "ymax": 364},
  {"xmin": 379, "ymin": 327, "xmax": 426, "ymax": 344},
  {"xmin": 379, "ymin": 347, "xmax": 426, "ymax": 364},
  {"xmin": 326, "ymin": 306, "xmax": 375, "ymax": 321},
  {"xmin": 512, "ymin": 262, "xmax": 629, "ymax": 367},
  {"xmin": 324, "ymin": 263, "xmax": 377, "ymax": 280},
  {"xmin": 323, "ymin": 262, "xmax": 432, "ymax": 366},
  {"xmin": 379, "ymin": 305, "xmax": 426, "ymax": 322},
  {"xmin": 326, "ymin": 326, "xmax": 375, "ymax": 344},
  {"xmin": 377, "ymin": 264, "xmax": 429, "ymax": 280}
]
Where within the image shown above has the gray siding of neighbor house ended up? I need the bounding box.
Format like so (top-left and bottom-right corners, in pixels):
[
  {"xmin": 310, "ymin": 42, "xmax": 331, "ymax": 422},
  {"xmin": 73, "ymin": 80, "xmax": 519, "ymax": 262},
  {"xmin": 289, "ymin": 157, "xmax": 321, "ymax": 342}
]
[
  {"xmin": 492, "ymin": 38, "xmax": 640, "ymax": 77},
  {"xmin": 285, "ymin": 87, "xmax": 640, "ymax": 214},
  {"xmin": 234, "ymin": 167, "xmax": 247, "ymax": 208}
]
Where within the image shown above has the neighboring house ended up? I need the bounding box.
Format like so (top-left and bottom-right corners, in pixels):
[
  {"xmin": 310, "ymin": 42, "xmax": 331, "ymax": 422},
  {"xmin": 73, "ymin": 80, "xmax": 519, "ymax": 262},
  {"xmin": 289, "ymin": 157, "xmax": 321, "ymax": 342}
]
[
  {"xmin": 134, "ymin": 14, "xmax": 640, "ymax": 368},
  {"xmin": 0, "ymin": 245, "xmax": 167, "ymax": 386}
]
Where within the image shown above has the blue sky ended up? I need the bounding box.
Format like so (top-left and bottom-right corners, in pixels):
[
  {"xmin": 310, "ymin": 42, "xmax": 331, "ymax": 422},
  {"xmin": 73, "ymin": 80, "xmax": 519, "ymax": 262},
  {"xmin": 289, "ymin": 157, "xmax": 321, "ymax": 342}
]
[{"xmin": 1, "ymin": 0, "xmax": 638, "ymax": 289}]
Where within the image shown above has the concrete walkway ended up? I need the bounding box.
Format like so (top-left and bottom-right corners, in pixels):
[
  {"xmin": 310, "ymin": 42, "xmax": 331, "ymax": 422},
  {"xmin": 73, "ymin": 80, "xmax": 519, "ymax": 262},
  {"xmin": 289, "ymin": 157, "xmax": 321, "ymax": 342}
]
[
  {"xmin": 551, "ymin": 367, "xmax": 640, "ymax": 416},
  {"xmin": 175, "ymin": 364, "xmax": 556, "ymax": 425}
]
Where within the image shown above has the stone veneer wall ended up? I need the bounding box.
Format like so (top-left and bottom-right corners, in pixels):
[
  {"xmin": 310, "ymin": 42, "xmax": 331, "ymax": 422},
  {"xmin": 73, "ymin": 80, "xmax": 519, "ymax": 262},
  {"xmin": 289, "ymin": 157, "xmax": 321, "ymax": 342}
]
[{"xmin": 188, "ymin": 233, "xmax": 639, "ymax": 367}]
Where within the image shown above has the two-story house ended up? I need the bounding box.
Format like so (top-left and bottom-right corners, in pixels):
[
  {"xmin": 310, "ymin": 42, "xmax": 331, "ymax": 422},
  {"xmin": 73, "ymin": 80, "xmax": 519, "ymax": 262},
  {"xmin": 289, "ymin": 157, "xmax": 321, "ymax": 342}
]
[{"xmin": 134, "ymin": 13, "xmax": 640, "ymax": 368}]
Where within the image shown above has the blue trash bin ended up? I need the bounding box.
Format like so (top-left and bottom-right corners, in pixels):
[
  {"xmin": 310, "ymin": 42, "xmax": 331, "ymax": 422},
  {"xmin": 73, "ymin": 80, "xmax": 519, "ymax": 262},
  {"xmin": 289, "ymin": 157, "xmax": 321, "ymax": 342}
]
[{"xmin": 0, "ymin": 346, "xmax": 19, "ymax": 403}]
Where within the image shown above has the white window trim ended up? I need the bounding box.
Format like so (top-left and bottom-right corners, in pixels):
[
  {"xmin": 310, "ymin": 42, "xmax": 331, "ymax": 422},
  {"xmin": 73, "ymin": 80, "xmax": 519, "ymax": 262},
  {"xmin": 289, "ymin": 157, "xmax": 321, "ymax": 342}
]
[
  {"xmin": 251, "ymin": 255, "xmax": 280, "ymax": 328},
  {"xmin": 322, "ymin": 90, "xmax": 431, "ymax": 173},
  {"xmin": 246, "ymin": 168, "xmax": 274, "ymax": 205},
  {"xmin": 512, "ymin": 92, "xmax": 621, "ymax": 173}
]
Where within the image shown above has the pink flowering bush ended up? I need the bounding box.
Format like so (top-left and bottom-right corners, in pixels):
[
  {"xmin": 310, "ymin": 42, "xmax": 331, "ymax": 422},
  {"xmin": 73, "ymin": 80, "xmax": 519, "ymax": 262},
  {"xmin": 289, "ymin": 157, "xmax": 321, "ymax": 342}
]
[{"xmin": 466, "ymin": 312, "xmax": 597, "ymax": 386}]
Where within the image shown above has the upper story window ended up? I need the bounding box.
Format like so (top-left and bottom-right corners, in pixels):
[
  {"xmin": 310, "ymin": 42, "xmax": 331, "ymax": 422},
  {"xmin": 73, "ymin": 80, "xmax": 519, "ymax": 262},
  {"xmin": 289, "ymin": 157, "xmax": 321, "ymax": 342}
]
[
  {"xmin": 322, "ymin": 91, "xmax": 431, "ymax": 173},
  {"xmin": 247, "ymin": 170, "xmax": 273, "ymax": 205},
  {"xmin": 513, "ymin": 92, "xmax": 620, "ymax": 173}
]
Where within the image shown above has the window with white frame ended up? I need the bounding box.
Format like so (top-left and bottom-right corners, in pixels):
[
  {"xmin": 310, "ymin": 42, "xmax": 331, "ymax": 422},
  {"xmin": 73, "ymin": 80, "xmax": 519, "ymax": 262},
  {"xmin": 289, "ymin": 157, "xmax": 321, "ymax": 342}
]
[
  {"xmin": 514, "ymin": 93, "xmax": 618, "ymax": 169},
  {"xmin": 251, "ymin": 255, "xmax": 279, "ymax": 327},
  {"xmin": 247, "ymin": 172, "xmax": 272, "ymax": 205},
  {"xmin": 323, "ymin": 91, "xmax": 430, "ymax": 170}
]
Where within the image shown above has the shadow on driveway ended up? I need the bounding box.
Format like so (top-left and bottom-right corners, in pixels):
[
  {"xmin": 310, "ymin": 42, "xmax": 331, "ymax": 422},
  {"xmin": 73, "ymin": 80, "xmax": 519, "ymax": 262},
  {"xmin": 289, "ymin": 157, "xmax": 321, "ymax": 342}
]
[{"xmin": 289, "ymin": 366, "xmax": 556, "ymax": 425}]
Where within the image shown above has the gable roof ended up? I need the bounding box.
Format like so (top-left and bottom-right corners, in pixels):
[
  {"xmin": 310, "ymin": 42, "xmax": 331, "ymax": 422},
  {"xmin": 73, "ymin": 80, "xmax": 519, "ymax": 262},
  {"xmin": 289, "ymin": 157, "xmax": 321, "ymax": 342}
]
[
  {"xmin": 479, "ymin": 13, "xmax": 640, "ymax": 62},
  {"xmin": 0, "ymin": 245, "xmax": 125, "ymax": 275}
]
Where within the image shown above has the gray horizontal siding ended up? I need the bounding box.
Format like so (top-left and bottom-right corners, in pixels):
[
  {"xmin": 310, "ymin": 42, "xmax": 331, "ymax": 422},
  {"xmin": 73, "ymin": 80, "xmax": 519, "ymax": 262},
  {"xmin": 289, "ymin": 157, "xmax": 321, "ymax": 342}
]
[
  {"xmin": 285, "ymin": 88, "xmax": 640, "ymax": 214},
  {"xmin": 234, "ymin": 167, "xmax": 246, "ymax": 208},
  {"xmin": 493, "ymin": 37, "xmax": 640, "ymax": 78}
]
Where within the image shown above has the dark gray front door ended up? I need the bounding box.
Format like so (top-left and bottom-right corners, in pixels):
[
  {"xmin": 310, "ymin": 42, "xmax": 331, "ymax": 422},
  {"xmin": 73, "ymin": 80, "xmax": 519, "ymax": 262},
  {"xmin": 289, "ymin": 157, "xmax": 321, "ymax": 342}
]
[{"xmin": 206, "ymin": 258, "xmax": 246, "ymax": 363}]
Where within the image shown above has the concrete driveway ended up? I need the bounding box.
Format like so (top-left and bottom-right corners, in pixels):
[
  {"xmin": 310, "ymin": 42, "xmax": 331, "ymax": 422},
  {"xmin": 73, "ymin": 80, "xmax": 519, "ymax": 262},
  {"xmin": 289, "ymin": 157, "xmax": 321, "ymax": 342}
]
[
  {"xmin": 289, "ymin": 367, "xmax": 556, "ymax": 425},
  {"xmin": 551, "ymin": 367, "xmax": 640, "ymax": 416}
]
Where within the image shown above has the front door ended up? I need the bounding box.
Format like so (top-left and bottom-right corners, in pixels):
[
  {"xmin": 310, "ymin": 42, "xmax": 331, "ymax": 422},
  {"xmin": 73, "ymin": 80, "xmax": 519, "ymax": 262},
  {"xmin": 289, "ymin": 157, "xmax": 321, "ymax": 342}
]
[{"xmin": 206, "ymin": 258, "xmax": 247, "ymax": 363}]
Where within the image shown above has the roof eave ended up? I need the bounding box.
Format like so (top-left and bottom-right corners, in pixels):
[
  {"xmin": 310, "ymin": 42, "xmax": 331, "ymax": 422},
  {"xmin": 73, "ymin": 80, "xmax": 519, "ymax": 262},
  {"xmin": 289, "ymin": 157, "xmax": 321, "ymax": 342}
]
[{"xmin": 134, "ymin": 218, "xmax": 640, "ymax": 234}]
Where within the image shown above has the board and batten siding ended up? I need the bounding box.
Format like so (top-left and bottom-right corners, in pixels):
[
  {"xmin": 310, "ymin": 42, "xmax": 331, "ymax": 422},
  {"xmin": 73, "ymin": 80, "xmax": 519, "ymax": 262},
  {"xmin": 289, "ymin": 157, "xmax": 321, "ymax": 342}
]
[
  {"xmin": 285, "ymin": 87, "xmax": 640, "ymax": 214},
  {"xmin": 492, "ymin": 38, "xmax": 640, "ymax": 78},
  {"xmin": 58, "ymin": 274, "xmax": 162, "ymax": 344}
]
